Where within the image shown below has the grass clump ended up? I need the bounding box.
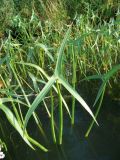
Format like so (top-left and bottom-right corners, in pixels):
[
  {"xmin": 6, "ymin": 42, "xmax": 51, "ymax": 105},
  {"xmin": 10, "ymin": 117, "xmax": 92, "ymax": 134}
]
[
  {"xmin": 0, "ymin": 0, "xmax": 14, "ymax": 32},
  {"xmin": 0, "ymin": 0, "xmax": 120, "ymax": 154}
]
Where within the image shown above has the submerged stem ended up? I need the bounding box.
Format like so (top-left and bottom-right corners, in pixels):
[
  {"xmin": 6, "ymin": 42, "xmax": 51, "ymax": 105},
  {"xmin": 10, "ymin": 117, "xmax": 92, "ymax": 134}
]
[
  {"xmin": 50, "ymin": 89, "xmax": 56, "ymax": 143},
  {"xmin": 85, "ymin": 85, "xmax": 106, "ymax": 137},
  {"xmin": 71, "ymin": 48, "xmax": 77, "ymax": 125},
  {"xmin": 56, "ymin": 80, "xmax": 63, "ymax": 145}
]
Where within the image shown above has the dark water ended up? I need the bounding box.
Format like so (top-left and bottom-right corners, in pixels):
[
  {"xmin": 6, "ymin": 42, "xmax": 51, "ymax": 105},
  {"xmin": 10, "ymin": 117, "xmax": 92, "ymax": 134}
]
[{"xmin": 1, "ymin": 97, "xmax": 120, "ymax": 160}]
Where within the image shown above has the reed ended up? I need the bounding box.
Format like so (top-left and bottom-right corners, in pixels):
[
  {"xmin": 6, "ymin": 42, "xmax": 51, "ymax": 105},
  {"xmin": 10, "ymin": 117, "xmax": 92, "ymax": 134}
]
[{"xmin": 0, "ymin": 0, "xmax": 120, "ymax": 153}]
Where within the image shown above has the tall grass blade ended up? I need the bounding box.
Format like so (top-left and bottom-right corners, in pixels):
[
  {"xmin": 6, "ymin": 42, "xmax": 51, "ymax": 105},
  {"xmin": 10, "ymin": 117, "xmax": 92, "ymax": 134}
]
[
  {"xmin": 55, "ymin": 27, "xmax": 71, "ymax": 76},
  {"xmin": 27, "ymin": 136, "xmax": 48, "ymax": 152},
  {"xmin": 85, "ymin": 85, "xmax": 106, "ymax": 137},
  {"xmin": 83, "ymin": 64, "xmax": 120, "ymax": 107},
  {"xmin": 80, "ymin": 74, "xmax": 103, "ymax": 81},
  {"xmin": 71, "ymin": 50, "xmax": 77, "ymax": 125},
  {"xmin": 0, "ymin": 98, "xmax": 27, "ymax": 106},
  {"xmin": 59, "ymin": 76, "xmax": 98, "ymax": 125},
  {"xmin": 50, "ymin": 89, "xmax": 56, "ymax": 143},
  {"xmin": 52, "ymin": 85, "xmax": 71, "ymax": 119},
  {"xmin": 56, "ymin": 80, "xmax": 63, "ymax": 145},
  {"xmin": 16, "ymin": 62, "xmax": 49, "ymax": 79},
  {"xmin": 0, "ymin": 104, "xmax": 34, "ymax": 149},
  {"xmin": 24, "ymin": 75, "xmax": 56, "ymax": 129},
  {"xmin": 104, "ymin": 64, "xmax": 120, "ymax": 81},
  {"xmin": 17, "ymin": 62, "xmax": 71, "ymax": 118},
  {"xmin": 93, "ymin": 81, "xmax": 106, "ymax": 107}
]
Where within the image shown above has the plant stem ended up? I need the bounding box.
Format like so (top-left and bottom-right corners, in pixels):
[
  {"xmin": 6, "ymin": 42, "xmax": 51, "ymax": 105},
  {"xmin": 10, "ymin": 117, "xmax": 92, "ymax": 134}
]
[
  {"xmin": 85, "ymin": 85, "xmax": 106, "ymax": 137},
  {"xmin": 71, "ymin": 48, "xmax": 77, "ymax": 125},
  {"xmin": 50, "ymin": 89, "xmax": 56, "ymax": 143},
  {"xmin": 56, "ymin": 80, "xmax": 63, "ymax": 145}
]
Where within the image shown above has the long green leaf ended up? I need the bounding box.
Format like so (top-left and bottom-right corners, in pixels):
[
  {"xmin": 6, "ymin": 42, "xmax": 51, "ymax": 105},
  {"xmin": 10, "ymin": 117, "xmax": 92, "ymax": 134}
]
[
  {"xmin": 80, "ymin": 74, "xmax": 103, "ymax": 81},
  {"xmin": 50, "ymin": 89, "xmax": 56, "ymax": 143},
  {"xmin": 27, "ymin": 136, "xmax": 48, "ymax": 152},
  {"xmin": 0, "ymin": 104, "xmax": 34, "ymax": 149},
  {"xmin": 0, "ymin": 98, "xmax": 27, "ymax": 106},
  {"xmin": 55, "ymin": 27, "xmax": 71, "ymax": 75},
  {"xmin": 16, "ymin": 62, "xmax": 71, "ymax": 118},
  {"xmin": 56, "ymin": 80, "xmax": 63, "ymax": 144},
  {"xmin": 85, "ymin": 86, "xmax": 106, "ymax": 137},
  {"xmin": 104, "ymin": 64, "xmax": 120, "ymax": 81},
  {"xmin": 16, "ymin": 62, "xmax": 49, "ymax": 79},
  {"xmin": 59, "ymin": 76, "xmax": 98, "ymax": 125},
  {"xmin": 24, "ymin": 75, "xmax": 56, "ymax": 129},
  {"xmin": 52, "ymin": 85, "xmax": 71, "ymax": 118},
  {"xmin": 93, "ymin": 81, "xmax": 106, "ymax": 107},
  {"xmin": 93, "ymin": 65, "xmax": 120, "ymax": 106}
]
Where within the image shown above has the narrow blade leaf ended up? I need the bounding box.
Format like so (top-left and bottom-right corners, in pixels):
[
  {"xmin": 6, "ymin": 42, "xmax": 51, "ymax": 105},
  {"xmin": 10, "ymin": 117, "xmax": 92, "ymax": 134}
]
[
  {"xmin": 35, "ymin": 43, "xmax": 54, "ymax": 62},
  {"xmin": 0, "ymin": 104, "xmax": 34, "ymax": 149},
  {"xmin": 24, "ymin": 75, "xmax": 56, "ymax": 129},
  {"xmin": 0, "ymin": 98, "xmax": 27, "ymax": 106},
  {"xmin": 80, "ymin": 74, "xmax": 103, "ymax": 81},
  {"xmin": 93, "ymin": 82, "xmax": 106, "ymax": 107},
  {"xmin": 104, "ymin": 64, "xmax": 120, "ymax": 81},
  {"xmin": 55, "ymin": 27, "xmax": 71, "ymax": 75},
  {"xmin": 16, "ymin": 62, "xmax": 49, "ymax": 79},
  {"xmin": 59, "ymin": 76, "xmax": 98, "ymax": 125}
]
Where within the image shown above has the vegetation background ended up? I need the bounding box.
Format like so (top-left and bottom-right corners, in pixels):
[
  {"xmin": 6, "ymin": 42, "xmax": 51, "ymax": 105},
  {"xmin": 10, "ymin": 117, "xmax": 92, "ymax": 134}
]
[{"xmin": 0, "ymin": 0, "xmax": 120, "ymax": 157}]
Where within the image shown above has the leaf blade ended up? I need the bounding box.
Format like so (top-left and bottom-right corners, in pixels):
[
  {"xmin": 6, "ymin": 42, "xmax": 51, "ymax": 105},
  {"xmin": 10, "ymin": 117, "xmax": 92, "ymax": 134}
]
[
  {"xmin": 24, "ymin": 75, "xmax": 56, "ymax": 129},
  {"xmin": 55, "ymin": 27, "xmax": 71, "ymax": 75},
  {"xmin": 0, "ymin": 104, "xmax": 34, "ymax": 149},
  {"xmin": 59, "ymin": 76, "xmax": 98, "ymax": 125}
]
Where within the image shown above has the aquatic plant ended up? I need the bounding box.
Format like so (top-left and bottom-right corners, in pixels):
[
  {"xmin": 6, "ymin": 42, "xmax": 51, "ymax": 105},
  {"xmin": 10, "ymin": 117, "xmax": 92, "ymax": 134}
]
[
  {"xmin": 17, "ymin": 27, "xmax": 97, "ymax": 145},
  {"xmin": 0, "ymin": 0, "xmax": 119, "ymax": 156},
  {"xmin": 83, "ymin": 64, "xmax": 120, "ymax": 137}
]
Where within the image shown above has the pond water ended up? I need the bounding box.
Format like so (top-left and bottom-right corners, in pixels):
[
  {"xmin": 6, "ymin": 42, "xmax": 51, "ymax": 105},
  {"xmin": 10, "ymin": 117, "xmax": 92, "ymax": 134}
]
[{"xmin": 0, "ymin": 96, "xmax": 120, "ymax": 160}]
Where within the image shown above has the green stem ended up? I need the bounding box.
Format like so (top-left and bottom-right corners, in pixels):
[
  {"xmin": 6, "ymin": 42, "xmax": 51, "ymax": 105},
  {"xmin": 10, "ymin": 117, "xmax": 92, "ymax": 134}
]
[
  {"xmin": 71, "ymin": 48, "xmax": 76, "ymax": 125},
  {"xmin": 0, "ymin": 75, "xmax": 22, "ymax": 126},
  {"xmin": 50, "ymin": 89, "xmax": 56, "ymax": 143},
  {"xmin": 10, "ymin": 63, "xmax": 44, "ymax": 132},
  {"xmin": 85, "ymin": 85, "xmax": 106, "ymax": 137},
  {"xmin": 56, "ymin": 80, "xmax": 63, "ymax": 145}
]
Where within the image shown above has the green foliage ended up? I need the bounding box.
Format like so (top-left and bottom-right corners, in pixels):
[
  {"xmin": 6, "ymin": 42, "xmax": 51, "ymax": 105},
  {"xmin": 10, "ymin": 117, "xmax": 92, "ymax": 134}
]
[
  {"xmin": 0, "ymin": 0, "xmax": 120, "ymax": 154},
  {"xmin": 0, "ymin": 0, "xmax": 14, "ymax": 31},
  {"xmin": 23, "ymin": 28, "xmax": 97, "ymax": 146},
  {"xmin": 83, "ymin": 64, "xmax": 120, "ymax": 136}
]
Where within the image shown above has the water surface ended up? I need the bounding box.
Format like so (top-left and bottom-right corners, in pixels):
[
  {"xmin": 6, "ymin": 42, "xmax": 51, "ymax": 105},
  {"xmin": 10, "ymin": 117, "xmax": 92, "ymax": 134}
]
[{"xmin": 1, "ymin": 97, "xmax": 120, "ymax": 160}]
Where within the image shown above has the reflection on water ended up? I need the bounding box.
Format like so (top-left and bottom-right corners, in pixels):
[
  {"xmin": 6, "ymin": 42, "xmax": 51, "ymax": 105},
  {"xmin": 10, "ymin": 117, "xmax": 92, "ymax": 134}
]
[{"xmin": 1, "ymin": 97, "xmax": 120, "ymax": 160}]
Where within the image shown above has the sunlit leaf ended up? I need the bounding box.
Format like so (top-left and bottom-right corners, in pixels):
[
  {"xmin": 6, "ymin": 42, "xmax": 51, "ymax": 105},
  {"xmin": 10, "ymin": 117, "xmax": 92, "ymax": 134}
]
[
  {"xmin": 0, "ymin": 104, "xmax": 34, "ymax": 149},
  {"xmin": 0, "ymin": 97, "xmax": 27, "ymax": 106},
  {"xmin": 59, "ymin": 76, "xmax": 98, "ymax": 125},
  {"xmin": 104, "ymin": 64, "xmax": 120, "ymax": 81},
  {"xmin": 93, "ymin": 82, "xmax": 106, "ymax": 107},
  {"xmin": 35, "ymin": 43, "xmax": 54, "ymax": 62},
  {"xmin": 24, "ymin": 75, "xmax": 56, "ymax": 129},
  {"xmin": 55, "ymin": 27, "xmax": 71, "ymax": 75},
  {"xmin": 17, "ymin": 62, "xmax": 71, "ymax": 118}
]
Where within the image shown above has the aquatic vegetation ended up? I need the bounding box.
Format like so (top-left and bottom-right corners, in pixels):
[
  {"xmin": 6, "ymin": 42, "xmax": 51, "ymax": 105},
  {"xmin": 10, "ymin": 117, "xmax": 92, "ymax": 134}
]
[
  {"xmin": 0, "ymin": 0, "xmax": 120, "ymax": 157},
  {"xmin": 83, "ymin": 64, "xmax": 120, "ymax": 136},
  {"xmin": 0, "ymin": 26, "xmax": 97, "ymax": 151}
]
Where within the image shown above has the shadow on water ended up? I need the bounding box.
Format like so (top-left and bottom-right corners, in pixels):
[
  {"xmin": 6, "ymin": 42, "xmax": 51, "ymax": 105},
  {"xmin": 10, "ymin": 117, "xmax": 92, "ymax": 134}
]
[{"xmin": 0, "ymin": 96, "xmax": 120, "ymax": 160}]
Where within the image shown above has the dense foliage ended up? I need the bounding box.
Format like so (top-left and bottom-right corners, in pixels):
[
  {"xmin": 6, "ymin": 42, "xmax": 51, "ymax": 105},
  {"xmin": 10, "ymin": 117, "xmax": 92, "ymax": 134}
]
[{"xmin": 0, "ymin": 0, "xmax": 120, "ymax": 155}]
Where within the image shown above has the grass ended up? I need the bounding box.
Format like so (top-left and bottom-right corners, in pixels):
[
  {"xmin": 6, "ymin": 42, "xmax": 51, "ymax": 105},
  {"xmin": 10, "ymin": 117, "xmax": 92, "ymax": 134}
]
[
  {"xmin": 0, "ymin": 0, "xmax": 120, "ymax": 154},
  {"xmin": 84, "ymin": 64, "xmax": 120, "ymax": 137}
]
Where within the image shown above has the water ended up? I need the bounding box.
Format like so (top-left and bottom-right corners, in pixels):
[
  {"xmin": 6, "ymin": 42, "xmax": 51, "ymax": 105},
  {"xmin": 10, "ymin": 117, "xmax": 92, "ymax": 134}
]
[{"xmin": 0, "ymin": 96, "xmax": 120, "ymax": 160}]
